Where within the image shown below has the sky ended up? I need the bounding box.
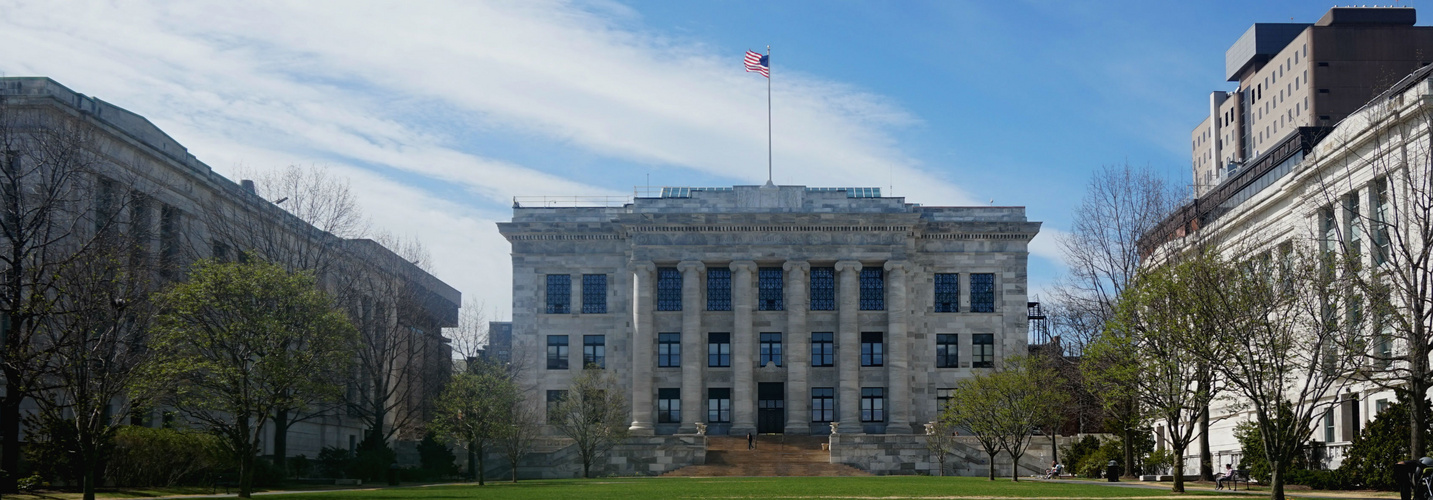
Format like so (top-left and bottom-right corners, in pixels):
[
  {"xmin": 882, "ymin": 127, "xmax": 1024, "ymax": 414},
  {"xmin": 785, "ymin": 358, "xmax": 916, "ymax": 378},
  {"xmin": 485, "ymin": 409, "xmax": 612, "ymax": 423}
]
[{"xmin": 1, "ymin": 0, "xmax": 1416, "ymax": 320}]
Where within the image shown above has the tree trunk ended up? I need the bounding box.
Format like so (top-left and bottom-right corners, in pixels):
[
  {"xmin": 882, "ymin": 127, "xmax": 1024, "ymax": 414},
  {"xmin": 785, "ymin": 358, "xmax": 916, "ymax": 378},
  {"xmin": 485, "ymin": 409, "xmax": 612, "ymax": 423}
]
[
  {"xmin": 1122, "ymin": 423, "xmax": 1135, "ymax": 477},
  {"xmin": 239, "ymin": 448, "xmax": 256, "ymax": 499},
  {"xmin": 272, "ymin": 410, "xmax": 290, "ymax": 477},
  {"xmin": 937, "ymin": 456, "xmax": 946, "ymax": 477},
  {"xmin": 477, "ymin": 441, "xmax": 486, "ymax": 485},
  {"xmin": 1411, "ymin": 356, "xmax": 1428, "ymax": 458},
  {"xmin": 511, "ymin": 456, "xmax": 519, "ymax": 482},
  {"xmin": 467, "ymin": 442, "xmax": 476, "ymax": 481},
  {"xmin": 0, "ymin": 390, "xmax": 22, "ymax": 494},
  {"xmin": 1269, "ymin": 462, "xmax": 1286, "ymax": 500},
  {"xmin": 82, "ymin": 442, "xmax": 98, "ymax": 500},
  {"xmin": 1171, "ymin": 445, "xmax": 1185, "ymax": 493},
  {"xmin": 1010, "ymin": 451, "xmax": 1023, "ymax": 482},
  {"xmin": 987, "ymin": 450, "xmax": 997, "ymax": 480},
  {"xmin": 1199, "ymin": 406, "xmax": 1214, "ymax": 481},
  {"xmin": 1051, "ymin": 433, "xmax": 1059, "ymax": 465}
]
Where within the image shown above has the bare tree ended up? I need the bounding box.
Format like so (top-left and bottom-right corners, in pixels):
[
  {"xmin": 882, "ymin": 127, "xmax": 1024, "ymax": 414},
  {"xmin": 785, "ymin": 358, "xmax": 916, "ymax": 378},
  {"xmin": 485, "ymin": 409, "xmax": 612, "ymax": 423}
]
[
  {"xmin": 497, "ymin": 394, "xmax": 540, "ymax": 482},
  {"xmin": 1054, "ymin": 163, "xmax": 1181, "ymax": 476},
  {"xmin": 923, "ymin": 417, "xmax": 958, "ymax": 477},
  {"xmin": 447, "ymin": 299, "xmax": 491, "ymax": 370},
  {"xmin": 552, "ymin": 366, "xmax": 629, "ymax": 478}
]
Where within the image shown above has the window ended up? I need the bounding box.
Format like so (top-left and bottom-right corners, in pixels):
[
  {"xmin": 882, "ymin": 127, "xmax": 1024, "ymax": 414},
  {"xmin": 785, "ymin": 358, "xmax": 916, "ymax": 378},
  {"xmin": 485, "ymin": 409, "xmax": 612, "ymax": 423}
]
[
  {"xmin": 583, "ymin": 335, "xmax": 605, "ymax": 368},
  {"xmin": 656, "ymin": 267, "xmax": 682, "ymax": 311},
  {"xmin": 546, "ymin": 275, "xmax": 571, "ymax": 314},
  {"xmin": 582, "ymin": 274, "xmax": 607, "ymax": 313},
  {"xmin": 809, "ymin": 267, "xmax": 835, "ymax": 311},
  {"xmin": 972, "ymin": 334, "xmax": 994, "ymax": 368},
  {"xmin": 758, "ymin": 267, "xmax": 784, "ymax": 311},
  {"xmin": 658, "ymin": 333, "xmax": 681, "ymax": 368},
  {"xmin": 936, "ymin": 388, "xmax": 954, "ymax": 413},
  {"xmin": 1346, "ymin": 194, "xmax": 1362, "ymax": 264},
  {"xmin": 936, "ymin": 334, "xmax": 958, "ymax": 368},
  {"xmin": 1373, "ymin": 178, "xmax": 1390, "ymax": 265},
  {"xmin": 546, "ymin": 390, "xmax": 567, "ymax": 423},
  {"xmin": 658, "ymin": 388, "xmax": 681, "ymax": 423},
  {"xmin": 707, "ymin": 268, "xmax": 732, "ymax": 311},
  {"xmin": 861, "ymin": 332, "xmax": 884, "ymax": 367},
  {"xmin": 934, "ymin": 273, "xmax": 959, "ymax": 312},
  {"xmin": 861, "ymin": 387, "xmax": 885, "ymax": 422},
  {"xmin": 159, "ymin": 205, "xmax": 181, "ymax": 276},
  {"xmin": 708, "ymin": 388, "xmax": 731, "ymax": 423},
  {"xmin": 708, "ymin": 333, "xmax": 731, "ymax": 367},
  {"xmin": 1323, "ymin": 408, "xmax": 1335, "ymax": 442},
  {"xmin": 859, "ymin": 268, "xmax": 884, "ymax": 310},
  {"xmin": 759, "ymin": 333, "xmax": 782, "ymax": 367},
  {"xmin": 970, "ymin": 273, "xmax": 995, "ymax": 312},
  {"xmin": 546, "ymin": 335, "xmax": 569, "ymax": 369},
  {"xmin": 1376, "ymin": 399, "xmax": 1390, "ymax": 414},
  {"xmin": 811, "ymin": 332, "xmax": 834, "ymax": 367},
  {"xmin": 811, "ymin": 387, "xmax": 835, "ymax": 422}
]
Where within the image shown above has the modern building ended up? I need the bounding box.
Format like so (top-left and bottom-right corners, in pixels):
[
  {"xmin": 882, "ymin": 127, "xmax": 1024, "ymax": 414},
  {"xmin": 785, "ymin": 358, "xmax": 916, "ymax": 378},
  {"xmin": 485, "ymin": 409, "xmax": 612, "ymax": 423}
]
[
  {"xmin": 1190, "ymin": 6, "xmax": 1433, "ymax": 196},
  {"xmin": 1155, "ymin": 7, "xmax": 1433, "ymax": 472},
  {"xmin": 498, "ymin": 184, "xmax": 1039, "ymax": 438},
  {"xmin": 0, "ymin": 77, "xmax": 460, "ymax": 459}
]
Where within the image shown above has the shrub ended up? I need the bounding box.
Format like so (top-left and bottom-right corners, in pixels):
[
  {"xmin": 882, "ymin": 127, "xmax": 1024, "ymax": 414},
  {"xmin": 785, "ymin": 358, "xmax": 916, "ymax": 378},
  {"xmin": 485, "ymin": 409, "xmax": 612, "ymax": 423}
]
[
  {"xmin": 1285, "ymin": 468, "xmax": 1353, "ymax": 490},
  {"xmin": 288, "ymin": 454, "xmax": 314, "ymax": 479},
  {"xmin": 1144, "ymin": 449, "xmax": 1173, "ymax": 475},
  {"xmin": 315, "ymin": 447, "xmax": 352, "ymax": 478},
  {"xmin": 1234, "ymin": 417, "xmax": 1310, "ymax": 484},
  {"xmin": 106, "ymin": 426, "xmax": 231, "ymax": 487},
  {"xmin": 417, "ymin": 432, "xmax": 457, "ymax": 478},
  {"xmin": 1059, "ymin": 435, "xmax": 1101, "ymax": 472},
  {"xmin": 1338, "ymin": 394, "xmax": 1432, "ymax": 490},
  {"xmin": 347, "ymin": 436, "xmax": 396, "ymax": 482}
]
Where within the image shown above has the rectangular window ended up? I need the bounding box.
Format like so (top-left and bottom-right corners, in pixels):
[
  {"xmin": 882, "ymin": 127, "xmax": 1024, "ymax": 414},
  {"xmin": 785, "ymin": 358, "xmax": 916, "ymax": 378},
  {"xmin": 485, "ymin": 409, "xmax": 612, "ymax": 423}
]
[
  {"xmin": 707, "ymin": 268, "xmax": 732, "ymax": 311},
  {"xmin": 1346, "ymin": 194, "xmax": 1362, "ymax": 264},
  {"xmin": 546, "ymin": 335, "xmax": 569, "ymax": 369},
  {"xmin": 934, "ymin": 273, "xmax": 959, "ymax": 312},
  {"xmin": 583, "ymin": 335, "xmax": 605, "ymax": 369},
  {"xmin": 936, "ymin": 334, "xmax": 959, "ymax": 368},
  {"xmin": 1373, "ymin": 178, "xmax": 1390, "ymax": 265},
  {"xmin": 1323, "ymin": 408, "xmax": 1335, "ymax": 442},
  {"xmin": 861, "ymin": 387, "xmax": 885, "ymax": 422},
  {"xmin": 811, "ymin": 387, "xmax": 835, "ymax": 422},
  {"xmin": 159, "ymin": 205, "xmax": 181, "ymax": 276},
  {"xmin": 759, "ymin": 333, "xmax": 782, "ymax": 367},
  {"xmin": 859, "ymin": 268, "xmax": 885, "ymax": 310},
  {"xmin": 972, "ymin": 333, "xmax": 994, "ymax": 368},
  {"xmin": 658, "ymin": 332, "xmax": 681, "ymax": 368},
  {"xmin": 809, "ymin": 267, "xmax": 835, "ymax": 311},
  {"xmin": 708, "ymin": 332, "xmax": 731, "ymax": 367},
  {"xmin": 936, "ymin": 388, "xmax": 954, "ymax": 414},
  {"xmin": 811, "ymin": 332, "xmax": 834, "ymax": 367},
  {"xmin": 658, "ymin": 388, "xmax": 681, "ymax": 423},
  {"xmin": 546, "ymin": 274, "xmax": 571, "ymax": 314},
  {"xmin": 546, "ymin": 390, "xmax": 567, "ymax": 424},
  {"xmin": 970, "ymin": 273, "xmax": 995, "ymax": 312},
  {"xmin": 708, "ymin": 388, "xmax": 731, "ymax": 423},
  {"xmin": 582, "ymin": 274, "xmax": 607, "ymax": 314},
  {"xmin": 656, "ymin": 267, "xmax": 682, "ymax": 311},
  {"xmin": 758, "ymin": 267, "xmax": 784, "ymax": 311},
  {"xmin": 861, "ymin": 332, "xmax": 884, "ymax": 367}
]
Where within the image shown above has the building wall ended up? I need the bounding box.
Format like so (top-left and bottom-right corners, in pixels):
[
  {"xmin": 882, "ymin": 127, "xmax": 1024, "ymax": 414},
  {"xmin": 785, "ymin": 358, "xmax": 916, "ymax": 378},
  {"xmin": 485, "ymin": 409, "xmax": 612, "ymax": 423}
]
[{"xmin": 500, "ymin": 186, "xmax": 1039, "ymax": 440}]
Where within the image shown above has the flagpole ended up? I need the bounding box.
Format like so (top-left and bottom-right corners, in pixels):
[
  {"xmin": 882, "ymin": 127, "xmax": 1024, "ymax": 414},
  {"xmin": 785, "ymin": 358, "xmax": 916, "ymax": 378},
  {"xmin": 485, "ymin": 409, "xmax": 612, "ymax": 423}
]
[{"xmin": 766, "ymin": 45, "xmax": 772, "ymax": 186}]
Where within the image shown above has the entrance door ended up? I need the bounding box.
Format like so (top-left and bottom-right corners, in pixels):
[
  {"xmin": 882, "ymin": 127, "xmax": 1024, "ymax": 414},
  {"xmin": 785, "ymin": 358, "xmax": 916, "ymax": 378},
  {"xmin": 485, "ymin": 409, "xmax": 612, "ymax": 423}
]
[{"xmin": 757, "ymin": 382, "xmax": 785, "ymax": 433}]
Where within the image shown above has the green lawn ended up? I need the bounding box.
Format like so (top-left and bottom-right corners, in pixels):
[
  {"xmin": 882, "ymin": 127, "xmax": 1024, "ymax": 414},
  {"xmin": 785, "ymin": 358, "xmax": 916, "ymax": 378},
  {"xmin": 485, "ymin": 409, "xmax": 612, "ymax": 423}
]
[{"xmin": 249, "ymin": 476, "xmax": 1244, "ymax": 500}]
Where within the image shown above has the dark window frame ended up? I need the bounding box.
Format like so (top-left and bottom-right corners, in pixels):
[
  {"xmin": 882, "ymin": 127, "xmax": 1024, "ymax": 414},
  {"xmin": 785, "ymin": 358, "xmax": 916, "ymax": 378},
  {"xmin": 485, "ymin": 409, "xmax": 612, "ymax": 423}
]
[
  {"xmin": 581, "ymin": 274, "xmax": 607, "ymax": 314},
  {"xmin": 970, "ymin": 273, "xmax": 996, "ymax": 313},
  {"xmin": 934, "ymin": 273, "xmax": 959, "ymax": 313},
  {"xmin": 809, "ymin": 267, "xmax": 836, "ymax": 311},
  {"xmin": 972, "ymin": 333, "xmax": 994, "ymax": 368},
  {"xmin": 811, "ymin": 332, "xmax": 834, "ymax": 367},
  {"xmin": 546, "ymin": 390, "xmax": 567, "ymax": 424},
  {"xmin": 759, "ymin": 332, "xmax": 782, "ymax": 367},
  {"xmin": 707, "ymin": 268, "xmax": 732, "ymax": 311},
  {"xmin": 657, "ymin": 332, "xmax": 681, "ymax": 368},
  {"xmin": 583, "ymin": 335, "xmax": 605, "ymax": 369},
  {"xmin": 861, "ymin": 332, "xmax": 884, "ymax": 367},
  {"xmin": 708, "ymin": 332, "xmax": 731, "ymax": 367},
  {"xmin": 656, "ymin": 267, "xmax": 682, "ymax": 311},
  {"xmin": 708, "ymin": 388, "xmax": 732, "ymax": 423},
  {"xmin": 811, "ymin": 387, "xmax": 835, "ymax": 422},
  {"xmin": 936, "ymin": 334, "xmax": 958, "ymax": 368},
  {"xmin": 859, "ymin": 268, "xmax": 885, "ymax": 310},
  {"xmin": 758, "ymin": 267, "xmax": 784, "ymax": 311},
  {"xmin": 546, "ymin": 335, "xmax": 569, "ymax": 370},
  {"xmin": 546, "ymin": 274, "xmax": 571, "ymax": 314},
  {"xmin": 861, "ymin": 387, "xmax": 885, "ymax": 422},
  {"xmin": 657, "ymin": 388, "xmax": 681, "ymax": 423}
]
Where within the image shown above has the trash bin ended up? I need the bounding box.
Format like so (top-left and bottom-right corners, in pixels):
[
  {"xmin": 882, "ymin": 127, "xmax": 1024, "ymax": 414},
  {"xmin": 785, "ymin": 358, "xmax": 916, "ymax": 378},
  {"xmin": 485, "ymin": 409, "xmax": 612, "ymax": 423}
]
[
  {"xmin": 1106, "ymin": 460, "xmax": 1121, "ymax": 482},
  {"xmin": 388, "ymin": 464, "xmax": 400, "ymax": 486}
]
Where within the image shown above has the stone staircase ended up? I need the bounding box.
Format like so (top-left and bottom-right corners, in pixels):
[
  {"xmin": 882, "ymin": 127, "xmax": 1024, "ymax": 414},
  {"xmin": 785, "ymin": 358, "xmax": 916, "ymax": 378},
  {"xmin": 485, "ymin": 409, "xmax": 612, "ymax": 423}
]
[{"xmin": 662, "ymin": 435, "xmax": 870, "ymax": 477}]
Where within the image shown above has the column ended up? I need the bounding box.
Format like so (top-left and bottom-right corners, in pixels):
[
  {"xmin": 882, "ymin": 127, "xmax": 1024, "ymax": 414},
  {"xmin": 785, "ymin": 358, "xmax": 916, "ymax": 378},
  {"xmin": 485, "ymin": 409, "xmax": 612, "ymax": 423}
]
[
  {"xmin": 678, "ymin": 261, "xmax": 705, "ymax": 433},
  {"xmin": 730, "ymin": 260, "xmax": 758, "ymax": 434},
  {"xmin": 835, "ymin": 260, "xmax": 863, "ymax": 431},
  {"xmin": 629, "ymin": 262, "xmax": 656, "ymax": 435},
  {"xmin": 885, "ymin": 261, "xmax": 912, "ymax": 433},
  {"xmin": 784, "ymin": 261, "xmax": 810, "ymax": 433}
]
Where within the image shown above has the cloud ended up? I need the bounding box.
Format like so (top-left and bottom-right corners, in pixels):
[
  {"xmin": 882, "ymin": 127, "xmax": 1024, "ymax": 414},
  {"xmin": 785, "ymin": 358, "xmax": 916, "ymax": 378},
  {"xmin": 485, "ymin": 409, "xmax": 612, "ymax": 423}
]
[{"xmin": 0, "ymin": 0, "xmax": 991, "ymax": 317}]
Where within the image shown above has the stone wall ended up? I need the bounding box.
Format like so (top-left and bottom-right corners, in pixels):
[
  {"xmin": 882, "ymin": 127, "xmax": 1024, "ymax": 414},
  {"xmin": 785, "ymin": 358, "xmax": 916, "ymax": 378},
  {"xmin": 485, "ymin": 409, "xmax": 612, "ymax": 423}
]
[
  {"xmin": 481, "ymin": 435, "xmax": 706, "ymax": 479},
  {"xmin": 830, "ymin": 434, "xmax": 1073, "ymax": 477}
]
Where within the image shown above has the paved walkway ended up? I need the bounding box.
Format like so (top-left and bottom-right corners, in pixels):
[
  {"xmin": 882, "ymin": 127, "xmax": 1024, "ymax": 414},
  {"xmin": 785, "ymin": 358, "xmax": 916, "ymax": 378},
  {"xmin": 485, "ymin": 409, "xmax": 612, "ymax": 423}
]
[{"xmin": 1033, "ymin": 477, "xmax": 1401, "ymax": 500}]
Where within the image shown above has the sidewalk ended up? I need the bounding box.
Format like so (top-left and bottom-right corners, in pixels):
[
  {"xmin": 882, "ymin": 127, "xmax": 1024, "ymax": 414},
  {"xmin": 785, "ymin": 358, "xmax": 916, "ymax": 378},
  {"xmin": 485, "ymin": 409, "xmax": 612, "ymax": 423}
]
[{"xmin": 1036, "ymin": 477, "xmax": 1401, "ymax": 500}]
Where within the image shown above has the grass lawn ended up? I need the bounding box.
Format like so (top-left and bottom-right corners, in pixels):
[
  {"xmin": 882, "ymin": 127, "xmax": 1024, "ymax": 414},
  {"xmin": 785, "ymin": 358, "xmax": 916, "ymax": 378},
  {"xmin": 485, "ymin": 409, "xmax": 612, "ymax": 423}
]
[{"xmin": 245, "ymin": 476, "xmax": 1247, "ymax": 500}]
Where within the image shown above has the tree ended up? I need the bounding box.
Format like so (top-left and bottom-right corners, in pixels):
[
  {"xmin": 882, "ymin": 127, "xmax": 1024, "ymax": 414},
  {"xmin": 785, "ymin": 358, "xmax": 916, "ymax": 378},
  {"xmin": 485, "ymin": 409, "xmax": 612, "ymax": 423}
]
[
  {"xmin": 29, "ymin": 236, "xmax": 158, "ymax": 500},
  {"xmin": 1054, "ymin": 163, "xmax": 1181, "ymax": 476},
  {"xmin": 142, "ymin": 259, "xmax": 357, "ymax": 498},
  {"xmin": 944, "ymin": 371, "xmax": 1005, "ymax": 480},
  {"xmin": 497, "ymin": 392, "xmax": 540, "ymax": 482},
  {"xmin": 552, "ymin": 366, "xmax": 630, "ymax": 479},
  {"xmin": 923, "ymin": 415, "xmax": 958, "ymax": 476},
  {"xmin": 430, "ymin": 363, "xmax": 513, "ymax": 485},
  {"xmin": 988, "ymin": 357, "xmax": 1068, "ymax": 482},
  {"xmin": 1089, "ymin": 251, "xmax": 1225, "ymax": 492},
  {"xmin": 1202, "ymin": 242, "xmax": 1357, "ymax": 500}
]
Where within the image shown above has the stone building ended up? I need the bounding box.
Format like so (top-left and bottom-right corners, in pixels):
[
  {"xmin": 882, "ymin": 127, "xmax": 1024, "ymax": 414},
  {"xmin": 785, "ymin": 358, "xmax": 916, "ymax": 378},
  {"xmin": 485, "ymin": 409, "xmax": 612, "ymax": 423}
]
[
  {"xmin": 0, "ymin": 77, "xmax": 460, "ymax": 459},
  {"xmin": 499, "ymin": 184, "xmax": 1039, "ymax": 438}
]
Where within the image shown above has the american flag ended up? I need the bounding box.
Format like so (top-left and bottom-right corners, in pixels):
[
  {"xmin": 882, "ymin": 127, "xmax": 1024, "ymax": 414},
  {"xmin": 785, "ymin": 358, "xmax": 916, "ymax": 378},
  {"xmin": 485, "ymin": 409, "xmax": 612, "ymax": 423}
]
[{"xmin": 744, "ymin": 50, "xmax": 769, "ymax": 78}]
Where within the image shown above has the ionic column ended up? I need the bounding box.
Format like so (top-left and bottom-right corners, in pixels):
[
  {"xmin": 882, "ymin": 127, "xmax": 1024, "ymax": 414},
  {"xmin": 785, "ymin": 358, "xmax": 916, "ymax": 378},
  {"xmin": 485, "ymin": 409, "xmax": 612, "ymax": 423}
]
[
  {"xmin": 678, "ymin": 261, "xmax": 705, "ymax": 433},
  {"xmin": 835, "ymin": 260, "xmax": 863, "ymax": 431},
  {"xmin": 629, "ymin": 262, "xmax": 656, "ymax": 435},
  {"xmin": 730, "ymin": 260, "xmax": 758, "ymax": 434},
  {"xmin": 784, "ymin": 261, "xmax": 810, "ymax": 433},
  {"xmin": 885, "ymin": 261, "xmax": 912, "ymax": 433}
]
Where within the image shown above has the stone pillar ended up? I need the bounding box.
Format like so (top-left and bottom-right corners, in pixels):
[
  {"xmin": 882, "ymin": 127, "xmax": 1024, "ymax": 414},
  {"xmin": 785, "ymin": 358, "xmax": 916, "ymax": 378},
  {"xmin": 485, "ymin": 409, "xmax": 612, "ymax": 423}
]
[
  {"xmin": 884, "ymin": 261, "xmax": 912, "ymax": 433},
  {"xmin": 835, "ymin": 260, "xmax": 863, "ymax": 431},
  {"xmin": 678, "ymin": 261, "xmax": 705, "ymax": 433},
  {"xmin": 784, "ymin": 261, "xmax": 810, "ymax": 433},
  {"xmin": 629, "ymin": 262, "xmax": 656, "ymax": 435},
  {"xmin": 730, "ymin": 260, "xmax": 758, "ymax": 434}
]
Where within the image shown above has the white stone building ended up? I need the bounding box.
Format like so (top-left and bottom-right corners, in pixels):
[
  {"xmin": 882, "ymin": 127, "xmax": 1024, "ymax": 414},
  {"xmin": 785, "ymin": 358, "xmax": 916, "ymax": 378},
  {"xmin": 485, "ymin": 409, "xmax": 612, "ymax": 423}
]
[{"xmin": 498, "ymin": 184, "xmax": 1039, "ymax": 438}]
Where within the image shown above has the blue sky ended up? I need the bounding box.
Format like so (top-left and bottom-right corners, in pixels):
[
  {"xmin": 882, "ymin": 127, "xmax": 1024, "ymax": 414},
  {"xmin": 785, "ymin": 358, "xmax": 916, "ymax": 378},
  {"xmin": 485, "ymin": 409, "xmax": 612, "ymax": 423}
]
[{"xmin": 1, "ymin": 0, "xmax": 1413, "ymax": 318}]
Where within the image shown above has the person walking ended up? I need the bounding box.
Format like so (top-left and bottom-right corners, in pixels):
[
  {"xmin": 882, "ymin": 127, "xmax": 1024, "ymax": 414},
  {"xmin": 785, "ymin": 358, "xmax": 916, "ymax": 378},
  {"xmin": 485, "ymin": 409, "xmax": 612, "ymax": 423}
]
[{"xmin": 747, "ymin": 432, "xmax": 754, "ymax": 450}]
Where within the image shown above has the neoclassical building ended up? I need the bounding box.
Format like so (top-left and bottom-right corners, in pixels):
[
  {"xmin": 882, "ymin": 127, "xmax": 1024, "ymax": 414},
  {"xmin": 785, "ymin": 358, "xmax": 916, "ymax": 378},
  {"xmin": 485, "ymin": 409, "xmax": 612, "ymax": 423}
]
[{"xmin": 499, "ymin": 184, "xmax": 1039, "ymax": 436}]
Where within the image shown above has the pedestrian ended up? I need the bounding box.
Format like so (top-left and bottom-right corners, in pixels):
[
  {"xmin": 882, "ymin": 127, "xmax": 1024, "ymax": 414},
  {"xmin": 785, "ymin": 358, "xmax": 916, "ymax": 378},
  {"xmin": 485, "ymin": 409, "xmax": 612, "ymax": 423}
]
[
  {"xmin": 747, "ymin": 431, "xmax": 754, "ymax": 450},
  {"xmin": 1215, "ymin": 464, "xmax": 1233, "ymax": 490}
]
